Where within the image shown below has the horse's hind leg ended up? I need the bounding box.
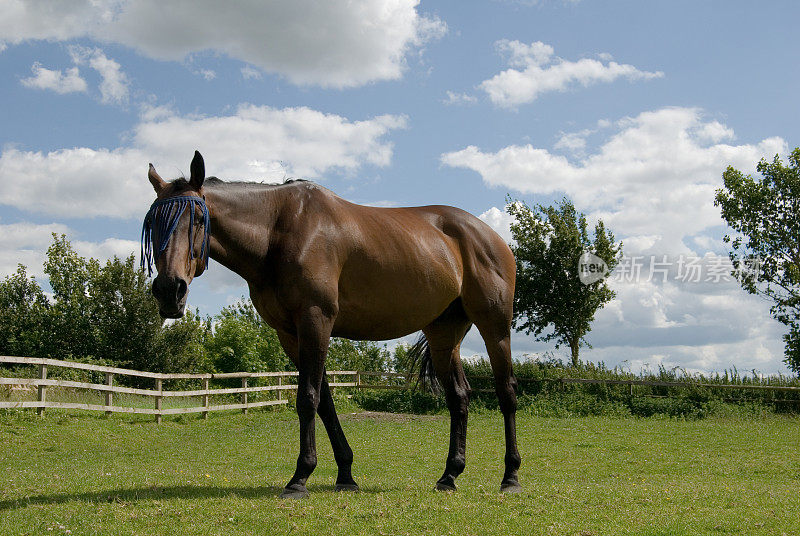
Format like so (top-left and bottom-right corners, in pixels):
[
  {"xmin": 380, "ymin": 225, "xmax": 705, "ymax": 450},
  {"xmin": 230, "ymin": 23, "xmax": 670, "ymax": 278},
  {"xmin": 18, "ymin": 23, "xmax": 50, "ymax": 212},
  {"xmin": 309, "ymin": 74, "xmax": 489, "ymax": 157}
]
[
  {"xmin": 423, "ymin": 300, "xmax": 473, "ymax": 491},
  {"xmin": 487, "ymin": 332, "xmax": 522, "ymax": 492},
  {"xmin": 463, "ymin": 279, "xmax": 522, "ymax": 493},
  {"xmin": 474, "ymin": 321, "xmax": 522, "ymax": 493}
]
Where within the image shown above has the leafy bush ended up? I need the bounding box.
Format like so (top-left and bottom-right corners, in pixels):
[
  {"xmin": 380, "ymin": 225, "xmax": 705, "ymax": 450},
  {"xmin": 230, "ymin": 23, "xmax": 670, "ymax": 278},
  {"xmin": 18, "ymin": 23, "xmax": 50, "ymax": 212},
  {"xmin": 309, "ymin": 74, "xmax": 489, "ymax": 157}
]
[
  {"xmin": 353, "ymin": 389, "xmax": 447, "ymax": 414},
  {"xmin": 520, "ymin": 392, "xmax": 631, "ymax": 418},
  {"xmin": 628, "ymin": 396, "xmax": 703, "ymax": 419},
  {"xmin": 204, "ymin": 300, "xmax": 289, "ymax": 373},
  {"xmin": 327, "ymin": 339, "xmax": 390, "ymax": 372}
]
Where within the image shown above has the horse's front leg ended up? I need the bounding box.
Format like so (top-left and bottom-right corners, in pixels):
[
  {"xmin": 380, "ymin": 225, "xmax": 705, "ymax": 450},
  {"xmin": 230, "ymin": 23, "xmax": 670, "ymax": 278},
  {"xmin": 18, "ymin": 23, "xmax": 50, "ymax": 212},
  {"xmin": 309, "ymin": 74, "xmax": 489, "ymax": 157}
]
[
  {"xmin": 277, "ymin": 329, "xmax": 358, "ymax": 492},
  {"xmin": 280, "ymin": 308, "xmax": 334, "ymax": 499}
]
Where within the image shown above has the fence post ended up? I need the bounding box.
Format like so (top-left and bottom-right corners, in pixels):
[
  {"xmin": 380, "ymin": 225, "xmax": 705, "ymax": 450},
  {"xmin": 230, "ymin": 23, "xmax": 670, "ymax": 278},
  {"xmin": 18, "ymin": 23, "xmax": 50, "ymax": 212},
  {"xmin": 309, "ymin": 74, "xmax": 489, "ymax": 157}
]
[
  {"xmin": 105, "ymin": 373, "xmax": 114, "ymax": 416},
  {"xmin": 37, "ymin": 364, "xmax": 47, "ymax": 416},
  {"xmin": 277, "ymin": 375, "xmax": 283, "ymax": 403},
  {"xmin": 155, "ymin": 378, "xmax": 162, "ymax": 424},
  {"xmin": 242, "ymin": 377, "xmax": 248, "ymax": 414},
  {"xmin": 202, "ymin": 377, "xmax": 209, "ymax": 420}
]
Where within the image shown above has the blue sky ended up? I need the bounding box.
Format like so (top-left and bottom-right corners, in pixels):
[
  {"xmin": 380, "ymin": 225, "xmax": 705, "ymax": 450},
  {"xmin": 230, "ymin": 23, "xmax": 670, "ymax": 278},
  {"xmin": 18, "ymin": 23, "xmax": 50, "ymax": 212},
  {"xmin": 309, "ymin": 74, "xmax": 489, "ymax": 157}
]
[{"xmin": 1, "ymin": 0, "xmax": 798, "ymax": 374}]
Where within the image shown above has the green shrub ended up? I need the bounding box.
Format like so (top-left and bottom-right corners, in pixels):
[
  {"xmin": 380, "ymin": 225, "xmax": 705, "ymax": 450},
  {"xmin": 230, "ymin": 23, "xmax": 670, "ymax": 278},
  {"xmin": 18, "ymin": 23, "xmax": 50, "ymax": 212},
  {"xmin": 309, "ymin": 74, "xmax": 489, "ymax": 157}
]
[
  {"xmin": 520, "ymin": 391, "xmax": 631, "ymax": 418},
  {"xmin": 701, "ymin": 399, "xmax": 774, "ymax": 419},
  {"xmin": 628, "ymin": 396, "xmax": 703, "ymax": 419},
  {"xmin": 353, "ymin": 389, "xmax": 447, "ymax": 414}
]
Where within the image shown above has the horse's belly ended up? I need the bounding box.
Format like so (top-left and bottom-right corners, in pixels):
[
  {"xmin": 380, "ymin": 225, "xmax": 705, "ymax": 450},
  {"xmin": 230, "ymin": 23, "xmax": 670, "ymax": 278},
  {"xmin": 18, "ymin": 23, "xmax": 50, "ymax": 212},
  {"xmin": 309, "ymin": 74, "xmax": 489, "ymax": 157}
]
[
  {"xmin": 332, "ymin": 296, "xmax": 455, "ymax": 340},
  {"xmin": 333, "ymin": 270, "xmax": 461, "ymax": 340}
]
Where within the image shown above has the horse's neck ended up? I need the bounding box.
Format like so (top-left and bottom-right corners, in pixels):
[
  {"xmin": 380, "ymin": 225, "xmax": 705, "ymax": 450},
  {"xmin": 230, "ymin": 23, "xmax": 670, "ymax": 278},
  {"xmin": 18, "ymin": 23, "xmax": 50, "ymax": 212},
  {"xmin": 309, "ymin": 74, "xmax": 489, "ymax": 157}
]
[{"xmin": 204, "ymin": 185, "xmax": 280, "ymax": 283}]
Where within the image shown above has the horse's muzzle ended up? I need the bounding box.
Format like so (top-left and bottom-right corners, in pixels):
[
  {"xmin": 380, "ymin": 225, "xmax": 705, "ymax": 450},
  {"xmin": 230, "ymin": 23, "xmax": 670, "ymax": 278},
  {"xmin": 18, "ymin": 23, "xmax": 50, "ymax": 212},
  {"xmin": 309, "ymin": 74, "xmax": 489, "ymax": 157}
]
[{"xmin": 152, "ymin": 275, "xmax": 188, "ymax": 318}]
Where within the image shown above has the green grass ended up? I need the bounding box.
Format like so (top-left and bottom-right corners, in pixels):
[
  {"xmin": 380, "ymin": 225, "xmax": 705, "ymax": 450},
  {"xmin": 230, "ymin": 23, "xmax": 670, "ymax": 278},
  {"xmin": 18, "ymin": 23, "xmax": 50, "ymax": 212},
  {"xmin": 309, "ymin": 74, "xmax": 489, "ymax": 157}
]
[{"xmin": 1, "ymin": 408, "xmax": 799, "ymax": 536}]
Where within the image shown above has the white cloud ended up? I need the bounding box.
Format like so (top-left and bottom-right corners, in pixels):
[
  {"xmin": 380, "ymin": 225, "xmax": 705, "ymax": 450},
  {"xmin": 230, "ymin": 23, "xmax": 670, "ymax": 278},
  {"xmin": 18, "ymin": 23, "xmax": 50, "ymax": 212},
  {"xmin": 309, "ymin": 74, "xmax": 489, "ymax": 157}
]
[
  {"xmin": 240, "ymin": 65, "xmax": 262, "ymax": 80},
  {"xmin": 20, "ymin": 62, "xmax": 87, "ymax": 94},
  {"xmin": 695, "ymin": 120, "xmax": 735, "ymax": 143},
  {"xmin": 138, "ymin": 102, "xmax": 175, "ymax": 122},
  {"xmin": 478, "ymin": 206, "xmax": 515, "ymax": 243},
  {"xmin": 0, "ymin": 222, "xmax": 139, "ymax": 294},
  {"xmin": 0, "ymin": 0, "xmax": 446, "ymax": 88},
  {"xmin": 479, "ymin": 40, "xmax": 664, "ymax": 108},
  {"xmin": 442, "ymin": 107, "xmax": 787, "ymax": 253},
  {"xmin": 0, "ymin": 222, "xmax": 70, "ymax": 279},
  {"xmin": 0, "ymin": 222, "xmax": 69, "ymax": 251},
  {"xmin": 0, "ymin": 146, "xmax": 146, "ymax": 218},
  {"xmin": 69, "ymin": 46, "xmax": 130, "ymax": 104},
  {"xmin": 0, "ymin": 1, "xmax": 113, "ymax": 43},
  {"xmin": 554, "ymin": 130, "xmax": 589, "ymax": 153},
  {"xmin": 0, "ymin": 105, "xmax": 407, "ymax": 218},
  {"xmin": 442, "ymin": 91, "xmax": 478, "ymax": 106},
  {"xmin": 195, "ymin": 68, "xmax": 216, "ymax": 81},
  {"xmin": 553, "ymin": 120, "xmax": 613, "ymax": 155},
  {"xmin": 584, "ymin": 275, "xmax": 789, "ymax": 374},
  {"xmin": 73, "ymin": 237, "xmax": 138, "ymax": 262}
]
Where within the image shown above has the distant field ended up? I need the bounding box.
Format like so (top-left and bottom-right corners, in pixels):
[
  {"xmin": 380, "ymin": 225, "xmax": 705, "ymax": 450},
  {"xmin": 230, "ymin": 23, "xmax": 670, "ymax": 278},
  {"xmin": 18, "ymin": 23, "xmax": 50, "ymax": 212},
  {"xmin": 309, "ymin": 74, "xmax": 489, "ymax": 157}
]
[{"xmin": 1, "ymin": 408, "xmax": 798, "ymax": 536}]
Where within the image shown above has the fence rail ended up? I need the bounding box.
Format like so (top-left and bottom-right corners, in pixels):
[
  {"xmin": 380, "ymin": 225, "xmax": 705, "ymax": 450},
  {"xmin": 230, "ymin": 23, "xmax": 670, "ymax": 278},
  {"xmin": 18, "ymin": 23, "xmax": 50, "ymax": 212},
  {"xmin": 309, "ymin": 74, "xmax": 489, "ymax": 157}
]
[
  {"xmin": 2, "ymin": 356, "xmax": 799, "ymax": 421},
  {"xmin": 0, "ymin": 356, "xmax": 404, "ymax": 422}
]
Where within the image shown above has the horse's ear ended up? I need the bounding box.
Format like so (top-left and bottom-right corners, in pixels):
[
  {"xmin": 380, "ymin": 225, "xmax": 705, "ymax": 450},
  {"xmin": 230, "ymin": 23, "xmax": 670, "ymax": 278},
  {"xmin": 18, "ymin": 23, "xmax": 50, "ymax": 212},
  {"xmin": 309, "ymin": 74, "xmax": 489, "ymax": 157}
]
[
  {"xmin": 148, "ymin": 163, "xmax": 166, "ymax": 194},
  {"xmin": 190, "ymin": 150, "xmax": 205, "ymax": 190}
]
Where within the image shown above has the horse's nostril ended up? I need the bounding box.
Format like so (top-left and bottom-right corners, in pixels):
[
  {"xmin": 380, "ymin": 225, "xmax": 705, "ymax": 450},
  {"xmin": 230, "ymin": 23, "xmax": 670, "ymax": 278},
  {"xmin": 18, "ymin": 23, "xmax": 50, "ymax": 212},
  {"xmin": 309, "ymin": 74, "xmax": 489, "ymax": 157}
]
[
  {"xmin": 176, "ymin": 279, "xmax": 188, "ymax": 302},
  {"xmin": 151, "ymin": 278, "xmax": 163, "ymax": 299}
]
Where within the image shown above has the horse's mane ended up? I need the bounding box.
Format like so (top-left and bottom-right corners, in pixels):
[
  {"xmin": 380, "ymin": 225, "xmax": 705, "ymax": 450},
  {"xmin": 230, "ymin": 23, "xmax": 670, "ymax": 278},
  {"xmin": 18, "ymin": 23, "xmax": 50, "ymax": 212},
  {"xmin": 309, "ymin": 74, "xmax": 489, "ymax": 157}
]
[{"xmin": 202, "ymin": 176, "xmax": 308, "ymax": 189}]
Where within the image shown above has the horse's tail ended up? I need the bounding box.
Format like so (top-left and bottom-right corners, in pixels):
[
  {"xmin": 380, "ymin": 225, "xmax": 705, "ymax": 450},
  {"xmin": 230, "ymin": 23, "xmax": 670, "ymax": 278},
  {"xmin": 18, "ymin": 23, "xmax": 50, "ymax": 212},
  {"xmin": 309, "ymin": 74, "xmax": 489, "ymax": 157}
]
[{"xmin": 405, "ymin": 333, "xmax": 440, "ymax": 393}]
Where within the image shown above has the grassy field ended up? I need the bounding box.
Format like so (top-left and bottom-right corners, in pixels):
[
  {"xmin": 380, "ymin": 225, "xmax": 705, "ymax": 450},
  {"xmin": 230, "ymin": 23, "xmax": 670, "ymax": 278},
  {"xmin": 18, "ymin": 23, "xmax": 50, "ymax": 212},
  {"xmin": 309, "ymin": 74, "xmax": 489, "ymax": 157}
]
[{"xmin": 1, "ymin": 407, "xmax": 798, "ymax": 536}]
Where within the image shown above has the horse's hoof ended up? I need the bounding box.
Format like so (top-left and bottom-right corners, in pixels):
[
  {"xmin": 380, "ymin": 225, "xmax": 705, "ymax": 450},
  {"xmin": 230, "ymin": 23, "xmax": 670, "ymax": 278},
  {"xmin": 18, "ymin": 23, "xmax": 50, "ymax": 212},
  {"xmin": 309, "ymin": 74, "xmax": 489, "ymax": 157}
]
[
  {"xmin": 500, "ymin": 482, "xmax": 523, "ymax": 494},
  {"xmin": 435, "ymin": 481, "xmax": 457, "ymax": 492},
  {"xmin": 334, "ymin": 483, "xmax": 360, "ymax": 492},
  {"xmin": 279, "ymin": 485, "xmax": 310, "ymax": 500}
]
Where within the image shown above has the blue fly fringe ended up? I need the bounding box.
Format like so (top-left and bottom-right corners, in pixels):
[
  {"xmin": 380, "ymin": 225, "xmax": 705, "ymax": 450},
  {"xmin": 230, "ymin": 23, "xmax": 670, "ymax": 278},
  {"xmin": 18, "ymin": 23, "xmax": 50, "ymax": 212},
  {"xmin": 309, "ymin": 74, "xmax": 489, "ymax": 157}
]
[{"xmin": 140, "ymin": 196, "xmax": 210, "ymax": 276}]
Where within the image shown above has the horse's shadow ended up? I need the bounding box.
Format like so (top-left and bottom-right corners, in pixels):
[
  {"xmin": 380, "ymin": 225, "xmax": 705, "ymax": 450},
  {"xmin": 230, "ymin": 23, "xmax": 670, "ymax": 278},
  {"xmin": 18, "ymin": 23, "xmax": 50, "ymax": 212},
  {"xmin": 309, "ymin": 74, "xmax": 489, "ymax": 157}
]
[{"xmin": 0, "ymin": 483, "xmax": 381, "ymax": 511}]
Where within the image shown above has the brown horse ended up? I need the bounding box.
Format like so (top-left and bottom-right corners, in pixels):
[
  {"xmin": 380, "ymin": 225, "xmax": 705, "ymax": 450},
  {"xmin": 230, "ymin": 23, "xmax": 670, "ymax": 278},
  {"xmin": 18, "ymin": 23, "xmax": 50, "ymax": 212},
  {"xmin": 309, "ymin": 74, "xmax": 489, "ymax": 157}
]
[{"xmin": 143, "ymin": 151, "xmax": 521, "ymax": 498}]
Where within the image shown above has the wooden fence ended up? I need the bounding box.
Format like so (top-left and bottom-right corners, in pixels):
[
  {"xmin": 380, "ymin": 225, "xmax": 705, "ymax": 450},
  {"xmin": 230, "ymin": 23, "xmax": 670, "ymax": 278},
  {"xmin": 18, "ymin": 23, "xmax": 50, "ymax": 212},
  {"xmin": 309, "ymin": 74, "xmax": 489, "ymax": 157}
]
[
  {"xmin": 2, "ymin": 356, "xmax": 799, "ymax": 421},
  {"xmin": 0, "ymin": 356, "xmax": 407, "ymax": 422},
  {"xmin": 467, "ymin": 375, "xmax": 800, "ymax": 406}
]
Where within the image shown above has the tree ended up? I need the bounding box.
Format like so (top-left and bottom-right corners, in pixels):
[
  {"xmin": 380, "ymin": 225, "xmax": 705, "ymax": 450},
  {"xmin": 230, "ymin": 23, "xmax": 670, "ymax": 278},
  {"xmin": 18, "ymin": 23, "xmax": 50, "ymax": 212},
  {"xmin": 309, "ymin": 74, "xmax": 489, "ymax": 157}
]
[
  {"xmin": 204, "ymin": 300, "xmax": 289, "ymax": 373},
  {"xmin": 43, "ymin": 235, "xmax": 96, "ymax": 360},
  {"xmin": 715, "ymin": 150, "xmax": 800, "ymax": 373},
  {"xmin": 0, "ymin": 265, "xmax": 51, "ymax": 358},
  {"xmin": 507, "ymin": 197, "xmax": 622, "ymax": 367},
  {"xmin": 84, "ymin": 250, "xmax": 163, "ymax": 370},
  {"xmin": 327, "ymin": 339, "xmax": 390, "ymax": 372},
  {"xmin": 0, "ymin": 234, "xmax": 208, "ymax": 376},
  {"xmin": 149, "ymin": 309, "xmax": 210, "ymax": 375}
]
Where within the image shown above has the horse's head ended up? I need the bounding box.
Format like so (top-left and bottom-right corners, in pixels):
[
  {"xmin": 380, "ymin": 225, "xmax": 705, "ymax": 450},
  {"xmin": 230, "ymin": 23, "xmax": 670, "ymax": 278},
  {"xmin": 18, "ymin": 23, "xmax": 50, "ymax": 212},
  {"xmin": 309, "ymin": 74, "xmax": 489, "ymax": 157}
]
[{"xmin": 141, "ymin": 151, "xmax": 209, "ymax": 319}]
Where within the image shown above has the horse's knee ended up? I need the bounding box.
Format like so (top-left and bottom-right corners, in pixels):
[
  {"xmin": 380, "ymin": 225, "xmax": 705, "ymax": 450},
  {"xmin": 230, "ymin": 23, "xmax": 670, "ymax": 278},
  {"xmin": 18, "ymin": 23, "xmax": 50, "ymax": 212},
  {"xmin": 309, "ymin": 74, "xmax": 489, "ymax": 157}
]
[
  {"xmin": 445, "ymin": 381, "xmax": 470, "ymax": 415},
  {"xmin": 296, "ymin": 386, "xmax": 319, "ymax": 418},
  {"xmin": 495, "ymin": 377, "xmax": 518, "ymax": 415},
  {"xmin": 498, "ymin": 392, "xmax": 517, "ymax": 415}
]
